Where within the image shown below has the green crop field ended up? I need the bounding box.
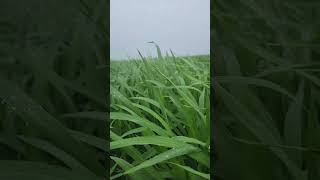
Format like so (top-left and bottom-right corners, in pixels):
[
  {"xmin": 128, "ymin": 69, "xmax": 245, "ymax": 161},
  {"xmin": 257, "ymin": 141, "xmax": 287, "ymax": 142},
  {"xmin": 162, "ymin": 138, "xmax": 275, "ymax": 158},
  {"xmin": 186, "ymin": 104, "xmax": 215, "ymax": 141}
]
[{"xmin": 110, "ymin": 51, "xmax": 210, "ymax": 179}]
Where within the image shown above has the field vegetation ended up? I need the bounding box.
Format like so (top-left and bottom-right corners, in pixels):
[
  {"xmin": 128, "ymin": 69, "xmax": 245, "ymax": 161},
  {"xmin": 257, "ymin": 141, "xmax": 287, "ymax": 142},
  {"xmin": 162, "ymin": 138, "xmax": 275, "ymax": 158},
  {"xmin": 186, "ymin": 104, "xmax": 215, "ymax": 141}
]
[{"xmin": 110, "ymin": 50, "xmax": 210, "ymax": 179}]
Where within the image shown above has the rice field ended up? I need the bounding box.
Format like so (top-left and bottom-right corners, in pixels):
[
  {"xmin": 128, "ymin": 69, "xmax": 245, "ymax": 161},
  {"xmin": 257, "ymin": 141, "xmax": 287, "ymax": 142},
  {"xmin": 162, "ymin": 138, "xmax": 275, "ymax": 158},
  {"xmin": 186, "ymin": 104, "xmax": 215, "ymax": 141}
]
[{"xmin": 110, "ymin": 53, "xmax": 210, "ymax": 179}]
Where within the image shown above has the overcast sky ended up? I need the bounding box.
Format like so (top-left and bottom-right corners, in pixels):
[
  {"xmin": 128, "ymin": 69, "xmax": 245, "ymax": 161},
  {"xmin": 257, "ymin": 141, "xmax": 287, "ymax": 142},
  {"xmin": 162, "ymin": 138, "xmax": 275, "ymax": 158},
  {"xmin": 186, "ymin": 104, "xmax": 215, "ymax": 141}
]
[{"xmin": 111, "ymin": 0, "xmax": 210, "ymax": 60}]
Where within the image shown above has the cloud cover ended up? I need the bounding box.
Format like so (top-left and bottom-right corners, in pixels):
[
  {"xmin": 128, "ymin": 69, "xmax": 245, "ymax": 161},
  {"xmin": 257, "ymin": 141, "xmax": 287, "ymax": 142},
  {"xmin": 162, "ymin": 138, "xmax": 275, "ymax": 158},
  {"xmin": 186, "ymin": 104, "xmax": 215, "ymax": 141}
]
[{"xmin": 111, "ymin": 0, "xmax": 210, "ymax": 59}]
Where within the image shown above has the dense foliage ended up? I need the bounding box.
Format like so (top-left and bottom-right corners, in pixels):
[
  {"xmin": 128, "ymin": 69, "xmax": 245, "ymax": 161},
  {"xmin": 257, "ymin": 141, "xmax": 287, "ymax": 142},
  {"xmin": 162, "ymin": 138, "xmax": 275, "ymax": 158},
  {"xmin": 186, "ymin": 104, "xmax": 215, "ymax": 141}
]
[{"xmin": 110, "ymin": 54, "xmax": 210, "ymax": 179}]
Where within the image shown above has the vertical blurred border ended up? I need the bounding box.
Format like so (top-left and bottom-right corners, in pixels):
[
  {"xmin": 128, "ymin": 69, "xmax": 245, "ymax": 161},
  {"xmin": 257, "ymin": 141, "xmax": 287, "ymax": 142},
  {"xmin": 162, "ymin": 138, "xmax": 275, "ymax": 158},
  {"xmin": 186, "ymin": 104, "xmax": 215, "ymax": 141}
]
[
  {"xmin": 0, "ymin": 0, "xmax": 109, "ymax": 179},
  {"xmin": 212, "ymin": 1, "xmax": 320, "ymax": 180}
]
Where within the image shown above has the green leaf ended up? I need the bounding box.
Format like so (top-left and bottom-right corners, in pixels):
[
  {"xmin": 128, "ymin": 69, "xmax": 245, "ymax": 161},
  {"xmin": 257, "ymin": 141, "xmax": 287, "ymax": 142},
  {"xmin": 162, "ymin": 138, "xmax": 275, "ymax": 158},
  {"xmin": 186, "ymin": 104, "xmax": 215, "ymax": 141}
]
[{"xmin": 168, "ymin": 162, "xmax": 210, "ymax": 179}]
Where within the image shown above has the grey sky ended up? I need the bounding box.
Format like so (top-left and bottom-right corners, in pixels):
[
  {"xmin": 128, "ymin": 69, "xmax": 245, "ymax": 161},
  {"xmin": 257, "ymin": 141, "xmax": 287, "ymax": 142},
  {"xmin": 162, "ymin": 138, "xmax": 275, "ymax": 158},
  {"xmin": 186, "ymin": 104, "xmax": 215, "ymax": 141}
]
[{"xmin": 111, "ymin": 0, "xmax": 210, "ymax": 60}]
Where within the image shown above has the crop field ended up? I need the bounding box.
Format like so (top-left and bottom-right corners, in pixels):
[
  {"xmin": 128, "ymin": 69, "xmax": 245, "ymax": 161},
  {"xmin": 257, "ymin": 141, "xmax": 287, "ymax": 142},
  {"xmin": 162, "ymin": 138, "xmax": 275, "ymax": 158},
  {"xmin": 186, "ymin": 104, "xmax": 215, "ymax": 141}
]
[{"xmin": 110, "ymin": 53, "xmax": 210, "ymax": 179}]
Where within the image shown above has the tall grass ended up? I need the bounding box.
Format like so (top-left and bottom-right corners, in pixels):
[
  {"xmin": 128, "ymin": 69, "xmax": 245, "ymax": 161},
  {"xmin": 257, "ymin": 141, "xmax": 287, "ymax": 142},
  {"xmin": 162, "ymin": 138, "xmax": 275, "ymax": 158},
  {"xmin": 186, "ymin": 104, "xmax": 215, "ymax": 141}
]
[{"xmin": 110, "ymin": 53, "xmax": 210, "ymax": 179}]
